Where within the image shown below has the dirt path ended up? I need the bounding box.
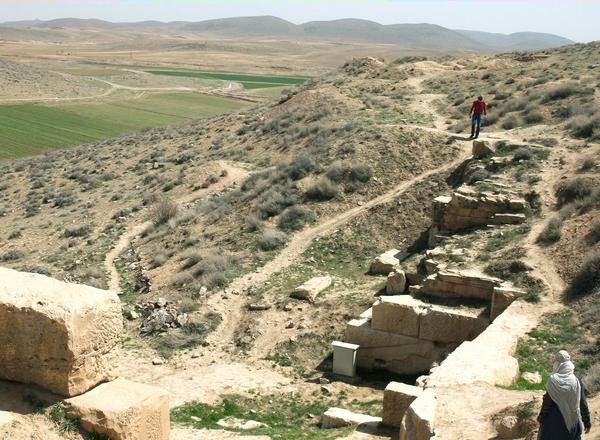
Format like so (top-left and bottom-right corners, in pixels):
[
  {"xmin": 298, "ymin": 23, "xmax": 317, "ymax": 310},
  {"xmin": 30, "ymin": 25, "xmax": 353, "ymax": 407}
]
[{"xmin": 103, "ymin": 162, "xmax": 249, "ymax": 294}]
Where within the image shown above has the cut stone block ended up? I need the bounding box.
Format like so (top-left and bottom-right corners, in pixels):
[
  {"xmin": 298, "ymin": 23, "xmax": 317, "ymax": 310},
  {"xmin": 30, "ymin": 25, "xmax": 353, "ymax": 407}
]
[
  {"xmin": 491, "ymin": 286, "xmax": 526, "ymax": 320},
  {"xmin": 421, "ymin": 270, "xmax": 500, "ymax": 301},
  {"xmin": 419, "ymin": 306, "xmax": 489, "ymax": 343},
  {"xmin": 383, "ymin": 382, "xmax": 423, "ymax": 428},
  {"xmin": 386, "ymin": 267, "xmax": 407, "ymax": 294},
  {"xmin": 0, "ymin": 268, "xmax": 122, "ymax": 397},
  {"xmin": 321, "ymin": 407, "xmax": 381, "ymax": 429},
  {"xmin": 491, "ymin": 213, "xmax": 527, "ymax": 224},
  {"xmin": 65, "ymin": 378, "xmax": 170, "ymax": 440},
  {"xmin": 359, "ymin": 307, "xmax": 373, "ymax": 319},
  {"xmin": 399, "ymin": 389, "xmax": 436, "ymax": 440},
  {"xmin": 332, "ymin": 341, "xmax": 359, "ymax": 377},
  {"xmin": 371, "ymin": 296, "xmax": 426, "ymax": 337},
  {"xmin": 291, "ymin": 276, "xmax": 332, "ymax": 303},
  {"xmin": 370, "ymin": 249, "xmax": 403, "ymax": 275}
]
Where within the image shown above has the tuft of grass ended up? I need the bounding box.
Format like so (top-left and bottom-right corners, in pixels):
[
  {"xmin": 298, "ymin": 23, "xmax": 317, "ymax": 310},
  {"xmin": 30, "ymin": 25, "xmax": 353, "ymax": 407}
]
[
  {"xmin": 555, "ymin": 177, "xmax": 595, "ymax": 207},
  {"xmin": 48, "ymin": 404, "xmax": 79, "ymax": 434},
  {"xmin": 582, "ymin": 363, "xmax": 600, "ymax": 394},
  {"xmin": 567, "ymin": 114, "xmax": 600, "ymax": 140}
]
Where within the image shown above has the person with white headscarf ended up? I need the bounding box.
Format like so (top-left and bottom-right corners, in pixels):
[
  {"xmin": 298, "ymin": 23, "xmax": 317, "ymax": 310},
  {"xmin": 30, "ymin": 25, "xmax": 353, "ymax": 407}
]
[{"xmin": 537, "ymin": 350, "xmax": 592, "ymax": 440}]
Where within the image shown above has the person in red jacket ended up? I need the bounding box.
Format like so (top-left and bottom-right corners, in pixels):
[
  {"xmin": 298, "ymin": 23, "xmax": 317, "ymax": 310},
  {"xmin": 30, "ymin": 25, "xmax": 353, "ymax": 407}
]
[{"xmin": 469, "ymin": 96, "xmax": 487, "ymax": 139}]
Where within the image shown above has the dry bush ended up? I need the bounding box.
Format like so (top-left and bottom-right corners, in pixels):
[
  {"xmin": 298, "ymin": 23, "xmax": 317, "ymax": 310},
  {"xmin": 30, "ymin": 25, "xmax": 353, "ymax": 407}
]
[
  {"xmin": 567, "ymin": 114, "xmax": 600, "ymax": 139},
  {"xmin": 583, "ymin": 363, "xmax": 600, "ymax": 394},
  {"xmin": 151, "ymin": 198, "xmax": 178, "ymax": 226},
  {"xmin": 305, "ymin": 177, "xmax": 338, "ymax": 201},
  {"xmin": 555, "ymin": 177, "xmax": 595, "ymax": 207},
  {"xmin": 536, "ymin": 217, "xmax": 563, "ymax": 245},
  {"xmin": 589, "ymin": 220, "xmax": 600, "ymax": 244},
  {"xmin": 567, "ymin": 250, "xmax": 600, "ymax": 297},
  {"xmin": 150, "ymin": 253, "xmax": 168, "ymax": 269},
  {"xmin": 501, "ymin": 115, "xmax": 520, "ymax": 130},
  {"xmin": 278, "ymin": 206, "xmax": 315, "ymax": 232},
  {"xmin": 257, "ymin": 229, "xmax": 287, "ymax": 251}
]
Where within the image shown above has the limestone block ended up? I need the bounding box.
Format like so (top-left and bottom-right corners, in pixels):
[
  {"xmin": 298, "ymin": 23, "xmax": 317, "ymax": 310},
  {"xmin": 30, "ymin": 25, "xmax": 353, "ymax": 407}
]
[
  {"xmin": 399, "ymin": 389, "xmax": 437, "ymax": 440},
  {"xmin": 0, "ymin": 411, "xmax": 17, "ymax": 430},
  {"xmin": 0, "ymin": 268, "xmax": 122, "ymax": 397},
  {"xmin": 359, "ymin": 307, "xmax": 373, "ymax": 319},
  {"xmin": 372, "ymin": 296, "xmax": 427, "ymax": 337},
  {"xmin": 386, "ymin": 267, "xmax": 407, "ymax": 294},
  {"xmin": 65, "ymin": 378, "xmax": 170, "ymax": 440},
  {"xmin": 382, "ymin": 382, "xmax": 423, "ymax": 428},
  {"xmin": 509, "ymin": 199, "xmax": 527, "ymax": 211},
  {"xmin": 370, "ymin": 249, "xmax": 403, "ymax": 275},
  {"xmin": 421, "ymin": 270, "xmax": 499, "ymax": 301},
  {"xmin": 419, "ymin": 306, "xmax": 489, "ymax": 343},
  {"xmin": 291, "ymin": 276, "xmax": 332, "ymax": 303},
  {"xmin": 321, "ymin": 407, "xmax": 381, "ymax": 429},
  {"xmin": 491, "ymin": 286, "xmax": 526, "ymax": 320},
  {"xmin": 345, "ymin": 319, "xmax": 440, "ymax": 374}
]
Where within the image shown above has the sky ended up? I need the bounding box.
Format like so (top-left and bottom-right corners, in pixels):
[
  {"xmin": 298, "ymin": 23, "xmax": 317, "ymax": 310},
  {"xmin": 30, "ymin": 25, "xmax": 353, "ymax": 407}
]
[{"xmin": 1, "ymin": 0, "xmax": 599, "ymax": 42}]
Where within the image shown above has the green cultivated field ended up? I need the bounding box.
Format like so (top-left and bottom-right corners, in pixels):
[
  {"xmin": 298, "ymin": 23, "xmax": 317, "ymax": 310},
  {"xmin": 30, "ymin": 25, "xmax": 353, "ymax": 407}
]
[
  {"xmin": 146, "ymin": 69, "xmax": 308, "ymax": 89},
  {"xmin": 0, "ymin": 93, "xmax": 247, "ymax": 160}
]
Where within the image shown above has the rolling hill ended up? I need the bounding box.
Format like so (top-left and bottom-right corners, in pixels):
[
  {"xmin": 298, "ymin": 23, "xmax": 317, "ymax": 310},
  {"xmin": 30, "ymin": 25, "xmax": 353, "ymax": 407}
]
[{"xmin": 1, "ymin": 16, "xmax": 575, "ymax": 52}]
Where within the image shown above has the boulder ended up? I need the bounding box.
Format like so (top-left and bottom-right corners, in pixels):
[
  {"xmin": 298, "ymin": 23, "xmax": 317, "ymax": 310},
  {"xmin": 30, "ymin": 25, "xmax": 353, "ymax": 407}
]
[
  {"xmin": 495, "ymin": 415, "xmax": 519, "ymax": 439},
  {"xmin": 321, "ymin": 407, "xmax": 381, "ymax": 429},
  {"xmin": 0, "ymin": 268, "xmax": 122, "ymax": 397},
  {"xmin": 472, "ymin": 140, "xmax": 494, "ymax": 158},
  {"xmin": 370, "ymin": 249, "xmax": 403, "ymax": 275},
  {"xmin": 371, "ymin": 296, "xmax": 426, "ymax": 337},
  {"xmin": 291, "ymin": 276, "xmax": 332, "ymax": 303},
  {"xmin": 399, "ymin": 389, "xmax": 437, "ymax": 440},
  {"xmin": 386, "ymin": 267, "xmax": 407, "ymax": 294},
  {"xmin": 521, "ymin": 371, "xmax": 542, "ymax": 384},
  {"xmin": 419, "ymin": 307, "xmax": 489, "ymax": 344},
  {"xmin": 383, "ymin": 382, "xmax": 423, "ymax": 428},
  {"xmin": 217, "ymin": 417, "xmax": 268, "ymax": 430},
  {"xmin": 64, "ymin": 378, "xmax": 170, "ymax": 440}
]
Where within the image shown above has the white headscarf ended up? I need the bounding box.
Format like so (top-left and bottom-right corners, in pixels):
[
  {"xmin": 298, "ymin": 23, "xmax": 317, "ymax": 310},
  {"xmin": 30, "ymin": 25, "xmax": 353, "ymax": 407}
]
[{"xmin": 546, "ymin": 350, "xmax": 582, "ymax": 432}]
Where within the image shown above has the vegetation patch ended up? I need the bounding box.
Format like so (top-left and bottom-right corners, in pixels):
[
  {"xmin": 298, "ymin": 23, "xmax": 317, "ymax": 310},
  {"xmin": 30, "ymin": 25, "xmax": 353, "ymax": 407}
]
[{"xmin": 147, "ymin": 69, "xmax": 308, "ymax": 89}]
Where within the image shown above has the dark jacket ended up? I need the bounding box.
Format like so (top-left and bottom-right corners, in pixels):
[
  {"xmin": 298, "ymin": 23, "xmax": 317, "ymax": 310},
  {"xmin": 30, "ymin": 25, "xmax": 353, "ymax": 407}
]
[{"xmin": 537, "ymin": 378, "xmax": 591, "ymax": 440}]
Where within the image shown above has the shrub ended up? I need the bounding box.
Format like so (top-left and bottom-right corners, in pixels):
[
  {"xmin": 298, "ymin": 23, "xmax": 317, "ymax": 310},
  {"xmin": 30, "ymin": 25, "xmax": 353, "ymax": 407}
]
[
  {"xmin": 580, "ymin": 158, "xmax": 596, "ymax": 171},
  {"xmin": 502, "ymin": 98, "xmax": 528, "ymax": 113},
  {"xmin": 541, "ymin": 82, "xmax": 591, "ymax": 103},
  {"xmin": 173, "ymin": 272, "xmax": 194, "ymax": 287},
  {"xmin": 256, "ymin": 184, "xmax": 298, "ymax": 218},
  {"xmin": 278, "ymin": 206, "xmax": 315, "ymax": 231},
  {"xmin": 286, "ymin": 154, "xmax": 315, "ymax": 180},
  {"xmin": 0, "ymin": 249, "xmax": 25, "ymax": 262},
  {"xmin": 305, "ymin": 177, "xmax": 338, "ymax": 201},
  {"xmin": 244, "ymin": 214, "xmax": 263, "ymax": 232},
  {"xmin": 589, "ymin": 220, "xmax": 600, "ymax": 244},
  {"xmin": 555, "ymin": 178, "xmax": 595, "ymax": 207},
  {"xmin": 349, "ymin": 162, "xmax": 373, "ymax": 183},
  {"xmin": 513, "ymin": 148, "xmax": 533, "ymax": 161},
  {"xmin": 468, "ymin": 169, "xmax": 490, "ymax": 184},
  {"xmin": 151, "ymin": 198, "xmax": 178, "ymax": 226},
  {"xmin": 523, "ymin": 110, "xmax": 544, "ymax": 124},
  {"xmin": 325, "ymin": 161, "xmax": 346, "ymax": 183},
  {"xmin": 181, "ymin": 252, "xmax": 202, "ymax": 270},
  {"xmin": 192, "ymin": 252, "xmax": 237, "ymax": 289},
  {"xmin": 257, "ymin": 229, "xmax": 287, "ymax": 251},
  {"xmin": 150, "ymin": 253, "xmax": 168, "ymax": 269},
  {"xmin": 582, "ymin": 363, "xmax": 600, "ymax": 394},
  {"xmin": 63, "ymin": 225, "xmax": 91, "ymax": 238},
  {"xmin": 567, "ymin": 114, "xmax": 600, "ymax": 139},
  {"xmin": 536, "ymin": 218, "xmax": 563, "ymax": 245},
  {"xmin": 501, "ymin": 115, "xmax": 520, "ymax": 130},
  {"xmin": 567, "ymin": 250, "xmax": 600, "ymax": 297},
  {"xmin": 8, "ymin": 230, "xmax": 22, "ymax": 240}
]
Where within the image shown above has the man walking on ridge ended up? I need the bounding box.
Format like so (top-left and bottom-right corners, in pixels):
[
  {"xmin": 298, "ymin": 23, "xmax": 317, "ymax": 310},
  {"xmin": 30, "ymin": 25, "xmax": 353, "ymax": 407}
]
[{"xmin": 469, "ymin": 95, "xmax": 487, "ymax": 139}]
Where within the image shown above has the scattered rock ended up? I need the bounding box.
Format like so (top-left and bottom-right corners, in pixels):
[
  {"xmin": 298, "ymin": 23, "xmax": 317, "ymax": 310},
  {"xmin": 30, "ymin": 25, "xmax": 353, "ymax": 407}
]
[
  {"xmin": 217, "ymin": 417, "xmax": 268, "ymax": 430},
  {"xmin": 152, "ymin": 358, "xmax": 164, "ymax": 365},
  {"xmin": 321, "ymin": 407, "xmax": 382, "ymax": 429},
  {"xmin": 472, "ymin": 140, "xmax": 494, "ymax": 158},
  {"xmin": 521, "ymin": 371, "xmax": 542, "ymax": 384},
  {"xmin": 291, "ymin": 276, "xmax": 332, "ymax": 303},
  {"xmin": 370, "ymin": 249, "xmax": 404, "ymax": 275},
  {"xmin": 386, "ymin": 266, "xmax": 407, "ymax": 294},
  {"xmin": 495, "ymin": 415, "xmax": 519, "ymax": 439},
  {"xmin": 247, "ymin": 303, "xmax": 272, "ymax": 311}
]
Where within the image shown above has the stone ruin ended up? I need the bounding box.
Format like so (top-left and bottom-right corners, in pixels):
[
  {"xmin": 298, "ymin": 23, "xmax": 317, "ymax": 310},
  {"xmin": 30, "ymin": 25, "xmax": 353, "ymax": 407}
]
[{"xmin": 0, "ymin": 267, "xmax": 170, "ymax": 440}]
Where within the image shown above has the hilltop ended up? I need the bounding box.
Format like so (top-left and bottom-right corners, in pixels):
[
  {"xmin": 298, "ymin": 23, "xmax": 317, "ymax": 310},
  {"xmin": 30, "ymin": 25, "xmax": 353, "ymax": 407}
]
[{"xmin": 1, "ymin": 16, "xmax": 574, "ymax": 52}]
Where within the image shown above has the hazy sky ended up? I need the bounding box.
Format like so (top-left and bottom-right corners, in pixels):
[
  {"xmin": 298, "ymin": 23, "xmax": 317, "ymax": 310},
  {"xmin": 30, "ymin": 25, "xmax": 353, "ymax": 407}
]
[{"xmin": 1, "ymin": 0, "xmax": 599, "ymax": 42}]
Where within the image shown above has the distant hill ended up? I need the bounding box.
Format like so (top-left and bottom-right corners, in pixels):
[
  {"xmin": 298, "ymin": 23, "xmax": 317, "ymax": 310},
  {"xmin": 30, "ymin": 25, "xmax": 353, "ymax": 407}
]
[
  {"xmin": 455, "ymin": 30, "xmax": 574, "ymax": 51},
  {"xmin": 0, "ymin": 16, "xmax": 575, "ymax": 51}
]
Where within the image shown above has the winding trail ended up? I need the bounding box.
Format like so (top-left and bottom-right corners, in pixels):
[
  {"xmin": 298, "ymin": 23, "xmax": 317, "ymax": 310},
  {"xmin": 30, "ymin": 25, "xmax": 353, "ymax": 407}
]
[{"xmin": 104, "ymin": 162, "xmax": 249, "ymax": 294}]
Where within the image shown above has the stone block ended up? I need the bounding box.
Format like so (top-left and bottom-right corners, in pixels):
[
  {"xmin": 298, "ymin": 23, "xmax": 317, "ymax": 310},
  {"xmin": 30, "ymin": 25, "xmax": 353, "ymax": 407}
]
[
  {"xmin": 419, "ymin": 306, "xmax": 489, "ymax": 343},
  {"xmin": 382, "ymin": 382, "xmax": 423, "ymax": 428},
  {"xmin": 321, "ymin": 407, "xmax": 381, "ymax": 429},
  {"xmin": 372, "ymin": 296, "xmax": 426, "ymax": 337},
  {"xmin": 400, "ymin": 389, "xmax": 437, "ymax": 440},
  {"xmin": 370, "ymin": 249, "xmax": 403, "ymax": 275},
  {"xmin": 386, "ymin": 267, "xmax": 407, "ymax": 294},
  {"xmin": 491, "ymin": 213, "xmax": 527, "ymax": 224},
  {"xmin": 291, "ymin": 276, "xmax": 332, "ymax": 303},
  {"xmin": 332, "ymin": 341, "xmax": 359, "ymax": 377},
  {"xmin": 65, "ymin": 378, "xmax": 170, "ymax": 440},
  {"xmin": 0, "ymin": 268, "xmax": 122, "ymax": 397}
]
